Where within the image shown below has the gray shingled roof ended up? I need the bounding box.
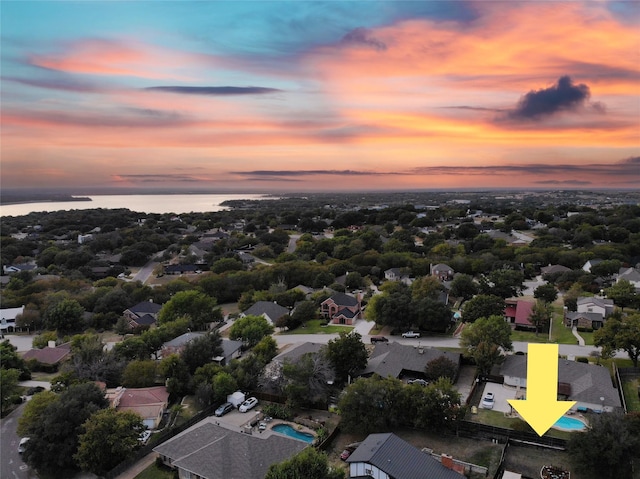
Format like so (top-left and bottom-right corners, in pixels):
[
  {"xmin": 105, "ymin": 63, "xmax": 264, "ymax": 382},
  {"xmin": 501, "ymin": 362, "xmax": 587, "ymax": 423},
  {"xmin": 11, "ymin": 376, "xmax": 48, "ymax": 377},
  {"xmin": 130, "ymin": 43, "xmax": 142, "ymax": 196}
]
[
  {"xmin": 565, "ymin": 311, "xmax": 603, "ymax": 323},
  {"xmin": 220, "ymin": 339, "xmax": 243, "ymax": 359},
  {"xmin": 154, "ymin": 422, "xmax": 306, "ymax": 479},
  {"xmin": 274, "ymin": 342, "xmax": 325, "ymax": 364},
  {"xmin": 326, "ymin": 292, "xmax": 358, "ymax": 307},
  {"xmin": 500, "ymin": 355, "xmax": 621, "ymax": 408},
  {"xmin": 163, "ymin": 332, "xmax": 205, "ymax": 348},
  {"xmin": 361, "ymin": 342, "xmax": 460, "ymax": 379},
  {"xmin": 242, "ymin": 301, "xmax": 289, "ymax": 321},
  {"xmin": 347, "ymin": 433, "xmax": 464, "ymax": 479},
  {"xmin": 127, "ymin": 301, "xmax": 162, "ymax": 316}
]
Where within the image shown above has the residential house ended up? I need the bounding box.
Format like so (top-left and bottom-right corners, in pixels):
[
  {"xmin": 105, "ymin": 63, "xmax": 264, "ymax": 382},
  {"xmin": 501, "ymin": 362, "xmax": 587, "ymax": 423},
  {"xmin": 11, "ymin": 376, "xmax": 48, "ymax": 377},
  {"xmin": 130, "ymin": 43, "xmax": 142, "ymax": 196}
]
[
  {"xmin": 582, "ymin": 259, "xmax": 603, "ymax": 273},
  {"xmin": 540, "ymin": 264, "xmax": 571, "ymax": 276},
  {"xmin": 240, "ymin": 301, "xmax": 289, "ymax": 324},
  {"xmin": 262, "ymin": 342, "xmax": 326, "ymax": 389},
  {"xmin": 346, "ymin": 433, "xmax": 465, "ymax": 479},
  {"xmin": 154, "ymin": 421, "xmax": 307, "ymax": 479},
  {"xmin": 161, "ymin": 332, "xmax": 206, "ymax": 357},
  {"xmin": 3, "ymin": 264, "xmax": 37, "ymax": 274},
  {"xmin": 500, "ymin": 355, "xmax": 621, "ymax": 412},
  {"xmin": 431, "ymin": 263, "xmax": 455, "ymax": 281},
  {"xmin": 22, "ymin": 341, "xmax": 72, "ymax": 370},
  {"xmin": 216, "ymin": 339, "xmax": 244, "ymax": 365},
  {"xmin": 237, "ymin": 252, "xmax": 255, "ymax": 264},
  {"xmin": 384, "ymin": 268, "xmax": 412, "ymax": 285},
  {"xmin": 0, "ymin": 305, "xmax": 24, "ymax": 332},
  {"xmin": 617, "ymin": 267, "xmax": 640, "ymax": 291},
  {"xmin": 321, "ymin": 292, "xmax": 362, "ymax": 325},
  {"xmin": 107, "ymin": 386, "xmax": 169, "ymax": 429},
  {"xmin": 564, "ymin": 311, "xmax": 605, "ymax": 330},
  {"xmin": 291, "ymin": 284, "xmax": 315, "ymax": 298},
  {"xmin": 359, "ymin": 342, "xmax": 460, "ymax": 382},
  {"xmin": 576, "ymin": 296, "xmax": 614, "ymax": 317},
  {"xmin": 123, "ymin": 300, "xmax": 163, "ymax": 329},
  {"xmin": 504, "ymin": 300, "xmax": 535, "ymax": 330}
]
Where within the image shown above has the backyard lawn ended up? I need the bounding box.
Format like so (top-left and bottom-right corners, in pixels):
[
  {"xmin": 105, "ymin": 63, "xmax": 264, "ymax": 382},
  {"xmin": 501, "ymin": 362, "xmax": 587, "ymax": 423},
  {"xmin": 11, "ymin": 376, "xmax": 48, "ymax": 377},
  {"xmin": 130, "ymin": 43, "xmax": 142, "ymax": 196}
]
[{"xmin": 622, "ymin": 378, "xmax": 640, "ymax": 412}]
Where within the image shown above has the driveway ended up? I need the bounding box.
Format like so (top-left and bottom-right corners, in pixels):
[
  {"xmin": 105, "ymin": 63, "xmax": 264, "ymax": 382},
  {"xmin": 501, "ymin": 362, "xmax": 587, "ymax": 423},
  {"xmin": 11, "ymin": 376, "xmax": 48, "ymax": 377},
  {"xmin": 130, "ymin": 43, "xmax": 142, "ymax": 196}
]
[{"xmin": 479, "ymin": 382, "xmax": 522, "ymax": 414}]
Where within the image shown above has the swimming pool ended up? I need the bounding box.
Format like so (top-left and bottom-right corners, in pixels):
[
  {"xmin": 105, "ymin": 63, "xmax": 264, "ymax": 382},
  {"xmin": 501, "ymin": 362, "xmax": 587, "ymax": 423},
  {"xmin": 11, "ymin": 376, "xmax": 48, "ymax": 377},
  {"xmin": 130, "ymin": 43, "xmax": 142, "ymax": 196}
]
[
  {"xmin": 272, "ymin": 424, "xmax": 315, "ymax": 443},
  {"xmin": 552, "ymin": 416, "xmax": 587, "ymax": 431}
]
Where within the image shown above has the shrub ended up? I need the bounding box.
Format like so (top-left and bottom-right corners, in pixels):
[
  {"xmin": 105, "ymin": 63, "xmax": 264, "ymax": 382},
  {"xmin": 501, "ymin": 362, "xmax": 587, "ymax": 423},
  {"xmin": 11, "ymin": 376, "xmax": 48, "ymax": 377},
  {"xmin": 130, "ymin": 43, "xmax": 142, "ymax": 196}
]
[
  {"xmin": 261, "ymin": 403, "xmax": 293, "ymax": 421},
  {"xmin": 576, "ymin": 357, "xmax": 589, "ymax": 363}
]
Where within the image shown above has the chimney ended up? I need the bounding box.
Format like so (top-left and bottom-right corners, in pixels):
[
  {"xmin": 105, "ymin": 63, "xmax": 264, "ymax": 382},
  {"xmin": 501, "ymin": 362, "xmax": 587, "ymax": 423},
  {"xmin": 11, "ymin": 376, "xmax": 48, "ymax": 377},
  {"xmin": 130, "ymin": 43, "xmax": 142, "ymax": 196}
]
[
  {"xmin": 47, "ymin": 340, "xmax": 56, "ymax": 348},
  {"xmin": 441, "ymin": 454, "xmax": 454, "ymax": 470}
]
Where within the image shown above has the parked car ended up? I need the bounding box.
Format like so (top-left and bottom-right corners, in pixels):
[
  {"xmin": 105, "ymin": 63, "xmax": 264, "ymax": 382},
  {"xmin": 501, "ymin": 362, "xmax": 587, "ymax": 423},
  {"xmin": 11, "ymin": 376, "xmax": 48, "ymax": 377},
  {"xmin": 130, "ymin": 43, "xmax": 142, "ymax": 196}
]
[
  {"xmin": 215, "ymin": 402, "xmax": 235, "ymax": 417},
  {"xmin": 481, "ymin": 392, "xmax": 495, "ymax": 409},
  {"xmin": 239, "ymin": 397, "xmax": 258, "ymax": 413},
  {"xmin": 18, "ymin": 437, "xmax": 29, "ymax": 454},
  {"xmin": 407, "ymin": 378, "xmax": 428, "ymax": 386},
  {"xmin": 402, "ymin": 331, "xmax": 421, "ymax": 338},
  {"xmin": 370, "ymin": 336, "xmax": 389, "ymax": 344},
  {"xmin": 340, "ymin": 447, "xmax": 355, "ymax": 461}
]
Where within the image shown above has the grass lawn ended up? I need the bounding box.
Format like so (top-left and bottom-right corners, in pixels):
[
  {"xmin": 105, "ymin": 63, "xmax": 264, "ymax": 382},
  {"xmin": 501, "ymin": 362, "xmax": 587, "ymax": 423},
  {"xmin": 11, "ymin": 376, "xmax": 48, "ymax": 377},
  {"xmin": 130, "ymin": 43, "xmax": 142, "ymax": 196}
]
[
  {"xmin": 622, "ymin": 378, "xmax": 640, "ymax": 412},
  {"xmin": 280, "ymin": 319, "xmax": 353, "ymax": 335},
  {"xmin": 30, "ymin": 371, "xmax": 58, "ymax": 382},
  {"xmin": 134, "ymin": 463, "xmax": 174, "ymax": 479}
]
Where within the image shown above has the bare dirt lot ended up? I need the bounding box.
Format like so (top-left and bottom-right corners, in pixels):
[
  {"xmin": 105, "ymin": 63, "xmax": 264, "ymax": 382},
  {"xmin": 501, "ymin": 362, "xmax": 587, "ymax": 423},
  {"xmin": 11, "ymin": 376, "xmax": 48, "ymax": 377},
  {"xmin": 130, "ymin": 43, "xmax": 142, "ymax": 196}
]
[{"xmin": 502, "ymin": 443, "xmax": 584, "ymax": 479}]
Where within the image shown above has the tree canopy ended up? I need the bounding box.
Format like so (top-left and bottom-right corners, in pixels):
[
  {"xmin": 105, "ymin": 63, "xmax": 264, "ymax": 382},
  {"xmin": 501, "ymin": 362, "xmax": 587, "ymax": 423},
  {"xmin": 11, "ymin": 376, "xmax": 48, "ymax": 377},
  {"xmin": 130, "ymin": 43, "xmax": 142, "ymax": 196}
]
[
  {"xmin": 157, "ymin": 290, "xmax": 222, "ymax": 330},
  {"xmin": 325, "ymin": 331, "xmax": 368, "ymax": 384},
  {"xmin": 594, "ymin": 312, "xmax": 640, "ymax": 367},
  {"xmin": 265, "ymin": 447, "xmax": 344, "ymax": 479},
  {"xmin": 460, "ymin": 315, "xmax": 513, "ymax": 375},
  {"xmin": 229, "ymin": 314, "xmax": 274, "ymax": 347},
  {"xmin": 462, "ymin": 295, "xmax": 505, "ymax": 323}
]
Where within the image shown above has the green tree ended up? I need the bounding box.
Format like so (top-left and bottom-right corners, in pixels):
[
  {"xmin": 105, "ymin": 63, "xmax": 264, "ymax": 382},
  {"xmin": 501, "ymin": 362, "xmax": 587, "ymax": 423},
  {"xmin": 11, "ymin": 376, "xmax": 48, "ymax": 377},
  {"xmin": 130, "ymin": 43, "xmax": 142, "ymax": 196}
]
[
  {"xmin": 460, "ymin": 315, "xmax": 513, "ymax": 375},
  {"xmin": 568, "ymin": 412, "xmax": 639, "ymax": 479},
  {"xmin": 289, "ymin": 300, "xmax": 317, "ymax": 329},
  {"xmin": 462, "ymin": 295, "xmax": 505, "ymax": 323},
  {"xmin": 229, "ymin": 315, "xmax": 274, "ymax": 347},
  {"xmin": 424, "ymin": 356, "xmax": 458, "ymax": 382},
  {"xmin": 252, "ymin": 336, "xmax": 278, "ymax": 363},
  {"xmin": 528, "ymin": 300, "xmax": 553, "ymax": 336},
  {"xmin": 265, "ymin": 447, "xmax": 344, "ymax": 479},
  {"xmin": 411, "ymin": 276, "xmax": 444, "ymax": 300},
  {"xmin": 339, "ymin": 375, "xmax": 405, "ymax": 433},
  {"xmin": 403, "ymin": 377, "xmax": 464, "ymax": 431},
  {"xmin": 44, "ymin": 298, "xmax": 85, "ymax": 333},
  {"xmin": 22, "ymin": 383, "xmax": 108, "ymax": 476},
  {"xmin": 158, "ymin": 290, "xmax": 222, "ymax": 330},
  {"xmin": 533, "ymin": 283, "xmax": 558, "ymax": 304},
  {"xmin": 594, "ymin": 313, "xmax": 640, "ymax": 367},
  {"xmin": 181, "ymin": 332, "xmax": 223, "ymax": 374},
  {"xmin": 75, "ymin": 408, "xmax": 146, "ymax": 475},
  {"xmin": 122, "ymin": 360, "xmax": 158, "ymax": 388},
  {"xmin": 17, "ymin": 390, "xmax": 57, "ymax": 437},
  {"xmin": 479, "ymin": 268, "xmax": 524, "ymax": 298},
  {"xmin": 159, "ymin": 354, "xmax": 192, "ymax": 397},
  {"xmin": 449, "ymin": 274, "xmax": 478, "ymax": 301},
  {"xmin": 1, "ymin": 339, "xmax": 30, "ymax": 379},
  {"xmin": 211, "ymin": 371, "xmax": 238, "ymax": 404},
  {"xmin": 326, "ymin": 331, "xmax": 368, "ymax": 384},
  {"xmin": 0, "ymin": 368, "xmax": 21, "ymax": 414},
  {"xmin": 411, "ymin": 297, "xmax": 452, "ymax": 332},
  {"xmin": 605, "ymin": 279, "xmax": 638, "ymax": 311}
]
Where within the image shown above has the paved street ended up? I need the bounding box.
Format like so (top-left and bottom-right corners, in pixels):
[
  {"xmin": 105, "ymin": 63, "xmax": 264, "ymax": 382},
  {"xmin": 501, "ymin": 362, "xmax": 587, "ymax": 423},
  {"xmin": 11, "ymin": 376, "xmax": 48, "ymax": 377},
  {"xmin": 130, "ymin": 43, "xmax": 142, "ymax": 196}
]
[{"xmin": 0, "ymin": 403, "xmax": 37, "ymax": 479}]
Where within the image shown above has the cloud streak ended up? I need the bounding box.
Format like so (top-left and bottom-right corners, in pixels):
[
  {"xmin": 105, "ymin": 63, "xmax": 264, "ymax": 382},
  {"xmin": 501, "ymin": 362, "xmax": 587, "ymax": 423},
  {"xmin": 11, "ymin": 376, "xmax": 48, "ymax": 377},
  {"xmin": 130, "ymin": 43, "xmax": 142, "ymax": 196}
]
[{"xmin": 144, "ymin": 86, "xmax": 282, "ymax": 96}]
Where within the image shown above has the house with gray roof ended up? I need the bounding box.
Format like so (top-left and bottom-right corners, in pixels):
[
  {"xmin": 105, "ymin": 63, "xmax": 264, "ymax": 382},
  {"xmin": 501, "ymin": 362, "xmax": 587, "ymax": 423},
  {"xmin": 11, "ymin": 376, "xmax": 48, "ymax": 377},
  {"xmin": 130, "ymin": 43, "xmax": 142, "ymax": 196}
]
[
  {"xmin": 321, "ymin": 292, "xmax": 362, "ymax": 325},
  {"xmin": 564, "ymin": 311, "xmax": 605, "ymax": 330},
  {"xmin": 161, "ymin": 332, "xmax": 205, "ymax": 357},
  {"xmin": 576, "ymin": 296, "xmax": 614, "ymax": 317},
  {"xmin": 346, "ymin": 433, "xmax": 465, "ymax": 479},
  {"xmin": 540, "ymin": 264, "xmax": 571, "ymax": 276},
  {"xmin": 500, "ymin": 355, "xmax": 621, "ymax": 412},
  {"xmin": 241, "ymin": 301, "xmax": 289, "ymax": 324},
  {"xmin": 431, "ymin": 263, "xmax": 455, "ymax": 281},
  {"xmin": 617, "ymin": 267, "xmax": 640, "ymax": 291},
  {"xmin": 154, "ymin": 421, "xmax": 306, "ymax": 479},
  {"xmin": 123, "ymin": 300, "xmax": 162, "ymax": 329},
  {"xmin": 359, "ymin": 342, "xmax": 460, "ymax": 381},
  {"xmin": 218, "ymin": 339, "xmax": 244, "ymax": 365}
]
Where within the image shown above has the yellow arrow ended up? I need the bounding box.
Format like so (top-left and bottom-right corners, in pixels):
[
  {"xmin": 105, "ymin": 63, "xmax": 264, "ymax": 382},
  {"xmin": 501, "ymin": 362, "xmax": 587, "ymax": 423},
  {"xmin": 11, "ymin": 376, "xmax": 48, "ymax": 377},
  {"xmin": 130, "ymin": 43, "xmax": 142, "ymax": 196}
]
[{"xmin": 507, "ymin": 344, "xmax": 576, "ymax": 436}]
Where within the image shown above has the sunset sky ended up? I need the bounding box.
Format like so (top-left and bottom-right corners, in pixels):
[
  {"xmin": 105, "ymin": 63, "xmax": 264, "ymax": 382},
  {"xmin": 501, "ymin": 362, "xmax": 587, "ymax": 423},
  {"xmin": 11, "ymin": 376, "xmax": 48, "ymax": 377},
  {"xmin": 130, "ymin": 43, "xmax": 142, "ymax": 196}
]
[{"xmin": 2, "ymin": 1, "xmax": 639, "ymax": 192}]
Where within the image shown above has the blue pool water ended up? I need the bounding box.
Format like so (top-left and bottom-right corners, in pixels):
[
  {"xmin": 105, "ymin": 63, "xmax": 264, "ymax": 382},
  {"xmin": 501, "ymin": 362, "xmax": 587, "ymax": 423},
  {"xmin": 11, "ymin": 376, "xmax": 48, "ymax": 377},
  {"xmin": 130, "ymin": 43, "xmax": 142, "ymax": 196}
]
[
  {"xmin": 553, "ymin": 416, "xmax": 587, "ymax": 431},
  {"xmin": 272, "ymin": 424, "xmax": 315, "ymax": 443}
]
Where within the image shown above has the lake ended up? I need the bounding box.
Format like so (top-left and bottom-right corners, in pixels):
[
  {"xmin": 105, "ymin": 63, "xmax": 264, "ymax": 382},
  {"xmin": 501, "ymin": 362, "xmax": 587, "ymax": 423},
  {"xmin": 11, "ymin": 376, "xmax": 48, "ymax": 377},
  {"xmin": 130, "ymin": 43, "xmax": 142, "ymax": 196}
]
[{"xmin": 0, "ymin": 194, "xmax": 276, "ymax": 216}]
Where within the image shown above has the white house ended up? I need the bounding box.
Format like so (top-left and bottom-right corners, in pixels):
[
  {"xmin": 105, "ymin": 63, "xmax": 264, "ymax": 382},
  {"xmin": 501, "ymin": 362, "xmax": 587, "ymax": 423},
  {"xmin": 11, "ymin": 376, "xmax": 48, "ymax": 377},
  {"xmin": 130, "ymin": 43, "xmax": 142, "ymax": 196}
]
[
  {"xmin": 0, "ymin": 305, "xmax": 25, "ymax": 332},
  {"xmin": 576, "ymin": 296, "xmax": 614, "ymax": 317}
]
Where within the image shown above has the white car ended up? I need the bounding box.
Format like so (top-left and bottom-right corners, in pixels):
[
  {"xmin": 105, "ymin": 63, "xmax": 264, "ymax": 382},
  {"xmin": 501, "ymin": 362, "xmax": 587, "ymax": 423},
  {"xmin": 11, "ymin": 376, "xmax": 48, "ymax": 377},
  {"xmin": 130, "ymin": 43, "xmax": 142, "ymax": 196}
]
[
  {"xmin": 402, "ymin": 331, "xmax": 421, "ymax": 338},
  {"xmin": 481, "ymin": 392, "xmax": 495, "ymax": 409},
  {"xmin": 18, "ymin": 437, "xmax": 30, "ymax": 453},
  {"xmin": 239, "ymin": 397, "xmax": 258, "ymax": 413}
]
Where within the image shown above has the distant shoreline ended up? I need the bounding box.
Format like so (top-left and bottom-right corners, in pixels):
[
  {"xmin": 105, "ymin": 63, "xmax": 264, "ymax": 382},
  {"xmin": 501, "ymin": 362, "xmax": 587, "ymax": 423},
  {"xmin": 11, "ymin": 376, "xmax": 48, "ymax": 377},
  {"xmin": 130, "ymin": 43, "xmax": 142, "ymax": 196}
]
[{"xmin": 0, "ymin": 196, "xmax": 92, "ymax": 206}]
